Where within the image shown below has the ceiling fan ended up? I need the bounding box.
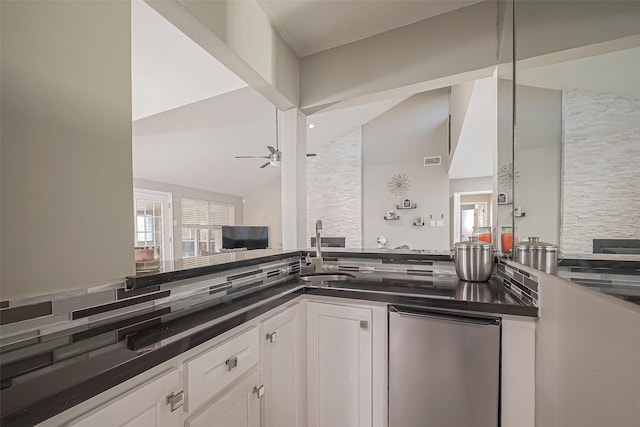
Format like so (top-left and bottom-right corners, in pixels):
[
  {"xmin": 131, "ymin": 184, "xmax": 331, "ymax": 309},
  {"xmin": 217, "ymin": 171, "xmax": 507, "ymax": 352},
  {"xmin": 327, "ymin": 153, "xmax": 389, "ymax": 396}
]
[{"xmin": 235, "ymin": 109, "xmax": 317, "ymax": 168}]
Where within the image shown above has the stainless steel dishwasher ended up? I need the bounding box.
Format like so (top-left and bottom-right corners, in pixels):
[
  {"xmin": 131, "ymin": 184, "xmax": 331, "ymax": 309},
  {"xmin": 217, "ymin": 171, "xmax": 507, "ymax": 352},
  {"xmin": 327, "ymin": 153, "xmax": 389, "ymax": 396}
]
[{"xmin": 388, "ymin": 306, "xmax": 501, "ymax": 427}]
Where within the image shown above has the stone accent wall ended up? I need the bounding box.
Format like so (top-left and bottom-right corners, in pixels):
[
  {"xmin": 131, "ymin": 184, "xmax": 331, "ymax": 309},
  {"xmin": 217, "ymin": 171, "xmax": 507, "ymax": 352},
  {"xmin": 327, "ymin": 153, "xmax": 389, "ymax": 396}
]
[
  {"xmin": 306, "ymin": 128, "xmax": 362, "ymax": 248},
  {"xmin": 562, "ymin": 89, "xmax": 640, "ymax": 253}
]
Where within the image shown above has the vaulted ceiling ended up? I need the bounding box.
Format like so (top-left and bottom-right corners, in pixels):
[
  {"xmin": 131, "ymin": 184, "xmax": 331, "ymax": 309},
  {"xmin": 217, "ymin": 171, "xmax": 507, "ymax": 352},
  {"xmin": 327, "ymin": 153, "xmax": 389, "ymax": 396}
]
[{"xmin": 255, "ymin": 0, "xmax": 481, "ymax": 57}]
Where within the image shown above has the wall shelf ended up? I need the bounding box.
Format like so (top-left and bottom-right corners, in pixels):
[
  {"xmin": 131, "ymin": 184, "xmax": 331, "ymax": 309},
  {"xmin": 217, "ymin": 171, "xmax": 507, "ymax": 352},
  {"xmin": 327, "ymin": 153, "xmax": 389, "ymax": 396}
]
[
  {"xmin": 396, "ymin": 204, "xmax": 417, "ymax": 209},
  {"xmin": 384, "ymin": 216, "xmax": 400, "ymax": 221},
  {"xmin": 413, "ymin": 223, "xmax": 425, "ymax": 227}
]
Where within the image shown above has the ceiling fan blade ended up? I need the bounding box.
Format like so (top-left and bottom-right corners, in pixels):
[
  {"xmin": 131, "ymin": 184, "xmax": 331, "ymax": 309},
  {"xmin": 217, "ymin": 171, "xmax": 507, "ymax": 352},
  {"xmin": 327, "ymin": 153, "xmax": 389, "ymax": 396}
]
[
  {"xmin": 267, "ymin": 146, "xmax": 277, "ymax": 154},
  {"xmin": 306, "ymin": 153, "xmax": 317, "ymax": 157},
  {"xmin": 235, "ymin": 155, "xmax": 269, "ymax": 159},
  {"xmin": 260, "ymin": 161, "xmax": 271, "ymax": 168}
]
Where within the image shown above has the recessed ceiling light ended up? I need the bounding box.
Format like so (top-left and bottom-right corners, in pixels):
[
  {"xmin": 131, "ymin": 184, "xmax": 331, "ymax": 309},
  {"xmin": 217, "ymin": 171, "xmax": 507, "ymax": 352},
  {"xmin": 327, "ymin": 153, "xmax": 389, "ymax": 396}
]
[{"xmin": 308, "ymin": 123, "xmax": 316, "ymax": 129}]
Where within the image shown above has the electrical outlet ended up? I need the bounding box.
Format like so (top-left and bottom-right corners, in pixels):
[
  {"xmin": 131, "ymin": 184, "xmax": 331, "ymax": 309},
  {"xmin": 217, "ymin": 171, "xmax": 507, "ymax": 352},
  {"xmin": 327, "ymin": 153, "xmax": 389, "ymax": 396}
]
[
  {"xmin": 430, "ymin": 220, "xmax": 436, "ymax": 227},
  {"xmin": 436, "ymin": 220, "xmax": 444, "ymax": 227}
]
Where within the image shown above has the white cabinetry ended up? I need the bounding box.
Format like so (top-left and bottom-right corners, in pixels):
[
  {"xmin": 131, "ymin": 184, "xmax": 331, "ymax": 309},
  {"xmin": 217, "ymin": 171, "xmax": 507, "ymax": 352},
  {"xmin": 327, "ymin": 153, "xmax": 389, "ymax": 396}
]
[
  {"xmin": 307, "ymin": 301, "xmax": 373, "ymax": 427},
  {"xmin": 259, "ymin": 303, "xmax": 305, "ymax": 427},
  {"xmin": 185, "ymin": 369, "xmax": 261, "ymax": 427},
  {"xmin": 184, "ymin": 327, "xmax": 259, "ymax": 413},
  {"xmin": 68, "ymin": 368, "xmax": 182, "ymax": 427}
]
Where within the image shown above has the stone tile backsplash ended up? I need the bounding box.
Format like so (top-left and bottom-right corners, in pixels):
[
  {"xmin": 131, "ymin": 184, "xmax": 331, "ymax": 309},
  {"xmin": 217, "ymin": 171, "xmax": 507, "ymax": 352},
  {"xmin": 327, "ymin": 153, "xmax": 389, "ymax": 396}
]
[
  {"xmin": 561, "ymin": 89, "xmax": 640, "ymax": 253},
  {"xmin": 497, "ymin": 259, "xmax": 540, "ymax": 307},
  {"xmin": 306, "ymin": 127, "xmax": 363, "ymax": 248}
]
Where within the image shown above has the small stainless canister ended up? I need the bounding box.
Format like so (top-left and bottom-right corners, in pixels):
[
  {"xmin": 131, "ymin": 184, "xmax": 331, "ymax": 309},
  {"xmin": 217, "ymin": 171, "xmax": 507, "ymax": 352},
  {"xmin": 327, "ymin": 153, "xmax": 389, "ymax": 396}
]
[
  {"xmin": 513, "ymin": 237, "xmax": 560, "ymax": 274},
  {"xmin": 452, "ymin": 236, "xmax": 495, "ymax": 282}
]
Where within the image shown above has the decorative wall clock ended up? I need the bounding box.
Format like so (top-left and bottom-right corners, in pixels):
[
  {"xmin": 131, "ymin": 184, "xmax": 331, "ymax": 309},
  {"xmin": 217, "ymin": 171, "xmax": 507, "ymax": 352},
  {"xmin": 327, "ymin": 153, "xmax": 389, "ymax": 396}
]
[{"xmin": 387, "ymin": 173, "xmax": 411, "ymax": 196}]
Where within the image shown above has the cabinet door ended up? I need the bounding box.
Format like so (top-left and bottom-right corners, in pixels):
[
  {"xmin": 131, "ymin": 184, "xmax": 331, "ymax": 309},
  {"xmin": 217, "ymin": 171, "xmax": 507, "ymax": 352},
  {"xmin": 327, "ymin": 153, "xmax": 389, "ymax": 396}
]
[
  {"xmin": 69, "ymin": 369, "xmax": 182, "ymax": 427},
  {"xmin": 307, "ymin": 302, "xmax": 372, "ymax": 427},
  {"xmin": 185, "ymin": 369, "xmax": 261, "ymax": 427},
  {"xmin": 260, "ymin": 304, "xmax": 303, "ymax": 427}
]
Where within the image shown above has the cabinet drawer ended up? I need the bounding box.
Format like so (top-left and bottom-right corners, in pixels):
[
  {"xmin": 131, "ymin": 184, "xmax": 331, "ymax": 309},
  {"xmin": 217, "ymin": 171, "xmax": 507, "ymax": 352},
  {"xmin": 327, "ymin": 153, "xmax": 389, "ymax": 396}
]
[
  {"xmin": 185, "ymin": 327, "xmax": 259, "ymax": 412},
  {"xmin": 68, "ymin": 368, "xmax": 181, "ymax": 427},
  {"xmin": 185, "ymin": 368, "xmax": 261, "ymax": 427}
]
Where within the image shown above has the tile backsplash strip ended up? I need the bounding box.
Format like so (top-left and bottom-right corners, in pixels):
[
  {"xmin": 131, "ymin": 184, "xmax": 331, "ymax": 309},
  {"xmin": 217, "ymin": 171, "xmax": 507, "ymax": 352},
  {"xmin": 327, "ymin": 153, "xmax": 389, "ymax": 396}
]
[
  {"xmin": 312, "ymin": 256, "xmax": 457, "ymax": 276},
  {"xmin": 556, "ymin": 265, "xmax": 640, "ymax": 304},
  {"xmin": 0, "ymin": 256, "xmax": 301, "ymax": 343},
  {"xmin": 497, "ymin": 259, "xmax": 540, "ymax": 307}
]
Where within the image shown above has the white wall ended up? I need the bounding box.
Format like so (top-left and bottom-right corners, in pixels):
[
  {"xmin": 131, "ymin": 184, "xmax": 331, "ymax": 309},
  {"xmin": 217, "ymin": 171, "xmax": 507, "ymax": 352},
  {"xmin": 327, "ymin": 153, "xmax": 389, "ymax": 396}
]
[
  {"xmin": 280, "ymin": 108, "xmax": 307, "ymax": 249},
  {"xmin": 449, "ymin": 176, "xmax": 493, "ymax": 195},
  {"xmin": 306, "ymin": 128, "xmax": 362, "ymax": 248},
  {"xmin": 531, "ymin": 267, "xmax": 640, "ymax": 427},
  {"xmin": 362, "ymin": 90, "xmax": 450, "ymax": 250},
  {"xmin": 448, "ymin": 81, "xmax": 475, "ymax": 168},
  {"xmin": 1, "ymin": 1, "xmax": 134, "ymax": 299},
  {"xmin": 133, "ymin": 178, "xmax": 244, "ymax": 259},
  {"xmin": 514, "ymin": 85, "xmax": 562, "ymax": 245},
  {"xmin": 243, "ymin": 177, "xmax": 282, "ymax": 249},
  {"xmin": 561, "ymin": 89, "xmax": 640, "ymax": 253}
]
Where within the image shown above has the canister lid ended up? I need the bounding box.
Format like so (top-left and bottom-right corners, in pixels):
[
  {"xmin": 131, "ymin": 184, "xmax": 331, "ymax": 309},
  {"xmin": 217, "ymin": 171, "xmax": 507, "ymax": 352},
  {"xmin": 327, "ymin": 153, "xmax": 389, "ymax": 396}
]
[
  {"xmin": 455, "ymin": 236, "xmax": 494, "ymax": 250},
  {"xmin": 513, "ymin": 236, "xmax": 559, "ymax": 252}
]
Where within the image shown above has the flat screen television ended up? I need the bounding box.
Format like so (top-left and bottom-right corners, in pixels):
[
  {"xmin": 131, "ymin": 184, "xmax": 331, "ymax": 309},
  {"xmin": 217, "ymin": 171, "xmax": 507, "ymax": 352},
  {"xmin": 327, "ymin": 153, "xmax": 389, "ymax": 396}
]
[{"xmin": 222, "ymin": 226, "xmax": 269, "ymax": 250}]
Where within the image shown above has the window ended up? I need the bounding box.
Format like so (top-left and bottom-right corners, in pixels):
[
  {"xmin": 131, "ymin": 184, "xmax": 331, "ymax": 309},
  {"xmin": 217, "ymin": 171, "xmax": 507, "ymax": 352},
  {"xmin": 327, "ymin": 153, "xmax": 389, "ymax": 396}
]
[
  {"xmin": 181, "ymin": 198, "xmax": 234, "ymax": 258},
  {"xmin": 135, "ymin": 200, "xmax": 162, "ymax": 247}
]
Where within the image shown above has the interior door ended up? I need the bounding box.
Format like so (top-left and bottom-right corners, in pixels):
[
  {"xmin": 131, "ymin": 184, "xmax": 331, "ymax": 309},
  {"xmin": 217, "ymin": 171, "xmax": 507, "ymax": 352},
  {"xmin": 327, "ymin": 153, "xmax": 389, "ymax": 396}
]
[{"xmin": 133, "ymin": 189, "xmax": 173, "ymax": 262}]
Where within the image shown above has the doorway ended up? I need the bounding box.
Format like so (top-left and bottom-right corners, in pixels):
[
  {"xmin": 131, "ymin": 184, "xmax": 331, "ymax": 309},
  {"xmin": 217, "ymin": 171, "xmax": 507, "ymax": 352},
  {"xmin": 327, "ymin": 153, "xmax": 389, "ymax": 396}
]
[
  {"xmin": 453, "ymin": 191, "xmax": 493, "ymax": 244},
  {"xmin": 133, "ymin": 189, "xmax": 173, "ymax": 263}
]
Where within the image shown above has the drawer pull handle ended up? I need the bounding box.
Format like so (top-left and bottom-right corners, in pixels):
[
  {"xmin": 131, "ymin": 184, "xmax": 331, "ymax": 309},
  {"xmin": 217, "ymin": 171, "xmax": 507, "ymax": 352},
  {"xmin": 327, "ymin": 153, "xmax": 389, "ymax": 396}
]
[
  {"xmin": 226, "ymin": 356, "xmax": 238, "ymax": 371},
  {"xmin": 266, "ymin": 331, "xmax": 277, "ymax": 344},
  {"xmin": 253, "ymin": 385, "xmax": 265, "ymax": 398},
  {"xmin": 166, "ymin": 391, "xmax": 184, "ymax": 412}
]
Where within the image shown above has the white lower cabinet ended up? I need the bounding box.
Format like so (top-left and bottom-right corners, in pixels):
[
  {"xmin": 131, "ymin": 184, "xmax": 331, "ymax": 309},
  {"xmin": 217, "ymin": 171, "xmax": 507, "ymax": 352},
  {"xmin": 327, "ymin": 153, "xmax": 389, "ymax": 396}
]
[
  {"xmin": 57, "ymin": 297, "xmax": 536, "ymax": 427},
  {"xmin": 259, "ymin": 303, "xmax": 305, "ymax": 427},
  {"xmin": 68, "ymin": 368, "xmax": 182, "ymax": 427},
  {"xmin": 185, "ymin": 369, "xmax": 261, "ymax": 427},
  {"xmin": 307, "ymin": 301, "xmax": 373, "ymax": 427}
]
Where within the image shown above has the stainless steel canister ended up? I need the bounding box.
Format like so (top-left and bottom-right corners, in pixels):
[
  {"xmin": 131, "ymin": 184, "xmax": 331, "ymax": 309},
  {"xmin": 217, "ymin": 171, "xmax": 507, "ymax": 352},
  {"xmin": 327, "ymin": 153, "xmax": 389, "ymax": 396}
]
[
  {"xmin": 452, "ymin": 236, "xmax": 495, "ymax": 282},
  {"xmin": 512, "ymin": 237, "xmax": 560, "ymax": 274}
]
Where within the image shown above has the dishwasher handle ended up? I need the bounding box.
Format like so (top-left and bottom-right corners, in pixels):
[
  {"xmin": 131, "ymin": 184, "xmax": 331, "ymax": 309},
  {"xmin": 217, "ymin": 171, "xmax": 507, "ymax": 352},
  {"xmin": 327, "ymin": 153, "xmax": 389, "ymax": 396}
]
[{"xmin": 389, "ymin": 306, "xmax": 501, "ymax": 326}]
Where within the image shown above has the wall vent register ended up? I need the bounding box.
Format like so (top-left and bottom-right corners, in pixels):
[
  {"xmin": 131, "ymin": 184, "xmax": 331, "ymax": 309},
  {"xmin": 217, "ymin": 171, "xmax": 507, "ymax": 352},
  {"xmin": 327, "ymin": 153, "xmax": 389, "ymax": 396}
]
[{"xmin": 423, "ymin": 156, "xmax": 442, "ymax": 166}]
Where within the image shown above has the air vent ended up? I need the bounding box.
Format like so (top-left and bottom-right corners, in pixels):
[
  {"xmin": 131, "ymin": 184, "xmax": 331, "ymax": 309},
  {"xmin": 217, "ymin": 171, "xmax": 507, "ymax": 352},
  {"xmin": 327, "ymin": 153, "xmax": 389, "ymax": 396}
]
[{"xmin": 423, "ymin": 156, "xmax": 442, "ymax": 166}]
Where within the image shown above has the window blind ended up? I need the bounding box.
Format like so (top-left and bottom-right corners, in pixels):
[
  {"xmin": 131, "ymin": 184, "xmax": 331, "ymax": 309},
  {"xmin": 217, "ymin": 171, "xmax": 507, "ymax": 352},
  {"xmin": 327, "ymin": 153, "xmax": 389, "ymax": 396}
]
[{"xmin": 181, "ymin": 198, "xmax": 234, "ymax": 227}]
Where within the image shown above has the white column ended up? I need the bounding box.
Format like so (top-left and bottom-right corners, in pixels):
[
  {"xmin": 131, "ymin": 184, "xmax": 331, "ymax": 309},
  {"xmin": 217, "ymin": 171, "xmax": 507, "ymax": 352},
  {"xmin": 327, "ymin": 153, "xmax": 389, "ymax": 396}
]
[{"xmin": 280, "ymin": 108, "xmax": 307, "ymax": 249}]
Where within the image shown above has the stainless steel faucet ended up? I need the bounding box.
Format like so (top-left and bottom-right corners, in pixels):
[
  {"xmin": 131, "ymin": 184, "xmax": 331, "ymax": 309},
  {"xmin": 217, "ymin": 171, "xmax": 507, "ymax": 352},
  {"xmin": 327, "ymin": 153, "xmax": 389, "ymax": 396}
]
[{"xmin": 307, "ymin": 220, "xmax": 324, "ymax": 272}]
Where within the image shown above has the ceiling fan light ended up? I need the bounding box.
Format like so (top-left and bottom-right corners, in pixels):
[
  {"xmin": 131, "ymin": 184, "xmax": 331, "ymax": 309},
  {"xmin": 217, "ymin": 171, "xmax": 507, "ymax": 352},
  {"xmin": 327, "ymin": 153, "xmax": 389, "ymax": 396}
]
[{"xmin": 269, "ymin": 151, "xmax": 282, "ymax": 167}]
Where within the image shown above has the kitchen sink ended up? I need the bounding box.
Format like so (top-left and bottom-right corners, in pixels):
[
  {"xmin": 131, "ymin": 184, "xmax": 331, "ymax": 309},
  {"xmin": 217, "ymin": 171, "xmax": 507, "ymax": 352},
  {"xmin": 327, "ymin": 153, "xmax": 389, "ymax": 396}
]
[{"xmin": 300, "ymin": 272, "xmax": 355, "ymax": 284}]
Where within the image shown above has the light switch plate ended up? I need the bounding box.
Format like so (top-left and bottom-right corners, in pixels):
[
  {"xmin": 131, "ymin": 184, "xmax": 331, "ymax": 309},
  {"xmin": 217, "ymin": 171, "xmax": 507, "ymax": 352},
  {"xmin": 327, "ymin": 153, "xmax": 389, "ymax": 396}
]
[
  {"xmin": 430, "ymin": 220, "xmax": 436, "ymax": 227},
  {"xmin": 436, "ymin": 220, "xmax": 444, "ymax": 227}
]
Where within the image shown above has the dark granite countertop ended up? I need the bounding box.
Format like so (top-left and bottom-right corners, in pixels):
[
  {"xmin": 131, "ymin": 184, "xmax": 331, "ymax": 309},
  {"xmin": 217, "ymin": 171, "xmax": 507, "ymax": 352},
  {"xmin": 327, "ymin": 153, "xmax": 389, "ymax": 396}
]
[{"xmin": 1, "ymin": 269, "xmax": 536, "ymax": 426}]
